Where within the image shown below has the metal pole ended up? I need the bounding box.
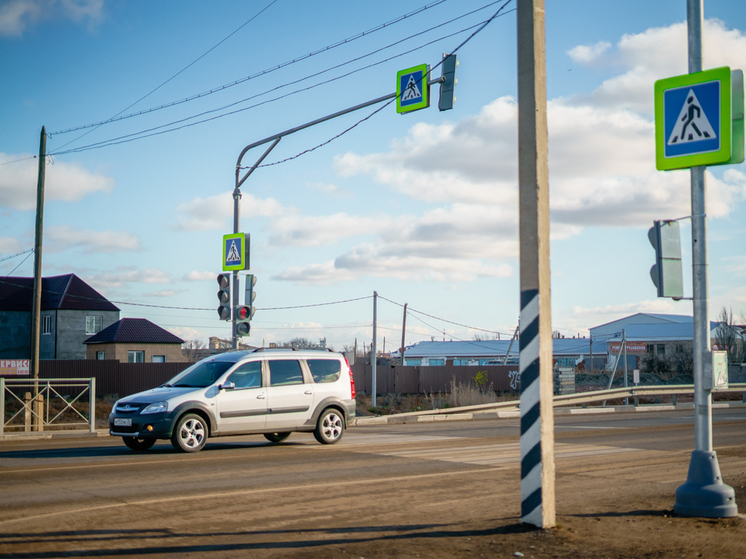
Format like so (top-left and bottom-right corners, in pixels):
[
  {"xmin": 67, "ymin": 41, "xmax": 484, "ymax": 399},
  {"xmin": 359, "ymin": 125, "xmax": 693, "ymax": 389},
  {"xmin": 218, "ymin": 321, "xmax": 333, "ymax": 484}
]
[
  {"xmin": 517, "ymin": 0, "xmax": 555, "ymax": 529},
  {"xmin": 400, "ymin": 303, "xmax": 408, "ymax": 365},
  {"xmin": 89, "ymin": 377, "xmax": 96, "ymax": 433},
  {"xmin": 372, "ymin": 291, "xmax": 378, "ymax": 408},
  {"xmin": 623, "ymin": 329, "xmax": 629, "ymax": 405},
  {"xmin": 674, "ymin": 0, "xmax": 737, "ymax": 518}
]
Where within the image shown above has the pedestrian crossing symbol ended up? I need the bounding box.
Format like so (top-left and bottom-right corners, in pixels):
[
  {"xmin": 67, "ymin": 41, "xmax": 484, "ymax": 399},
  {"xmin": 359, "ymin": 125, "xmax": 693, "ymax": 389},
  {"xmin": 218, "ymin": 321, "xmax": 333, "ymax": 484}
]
[
  {"xmin": 655, "ymin": 67, "xmax": 732, "ymax": 170},
  {"xmin": 222, "ymin": 233, "xmax": 248, "ymax": 271},
  {"xmin": 397, "ymin": 64, "xmax": 430, "ymax": 114}
]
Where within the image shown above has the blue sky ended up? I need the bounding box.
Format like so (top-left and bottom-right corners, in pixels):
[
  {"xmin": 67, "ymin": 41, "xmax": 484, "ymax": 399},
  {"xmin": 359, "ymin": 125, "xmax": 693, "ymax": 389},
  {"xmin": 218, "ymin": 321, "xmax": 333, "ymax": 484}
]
[{"xmin": 2, "ymin": 0, "xmax": 746, "ymax": 351}]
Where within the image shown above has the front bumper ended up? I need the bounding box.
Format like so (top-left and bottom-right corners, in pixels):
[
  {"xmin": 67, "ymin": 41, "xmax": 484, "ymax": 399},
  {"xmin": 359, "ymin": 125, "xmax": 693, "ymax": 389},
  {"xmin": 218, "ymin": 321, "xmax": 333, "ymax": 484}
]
[{"xmin": 109, "ymin": 411, "xmax": 176, "ymax": 439}]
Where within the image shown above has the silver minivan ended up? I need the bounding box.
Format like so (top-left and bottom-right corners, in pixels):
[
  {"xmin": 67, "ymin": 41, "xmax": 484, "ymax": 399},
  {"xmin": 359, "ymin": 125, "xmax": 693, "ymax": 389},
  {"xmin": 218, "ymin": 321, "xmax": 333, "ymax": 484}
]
[{"xmin": 108, "ymin": 348, "xmax": 356, "ymax": 452}]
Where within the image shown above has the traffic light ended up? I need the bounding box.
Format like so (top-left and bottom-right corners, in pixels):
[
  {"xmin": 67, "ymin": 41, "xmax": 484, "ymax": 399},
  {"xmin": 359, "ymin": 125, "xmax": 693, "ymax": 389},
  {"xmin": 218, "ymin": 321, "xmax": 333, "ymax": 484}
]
[
  {"xmin": 438, "ymin": 53, "xmax": 458, "ymax": 111},
  {"xmin": 245, "ymin": 274, "xmax": 257, "ymax": 313},
  {"xmin": 648, "ymin": 220, "xmax": 684, "ymax": 299},
  {"xmin": 235, "ymin": 305, "xmax": 254, "ymax": 337},
  {"xmin": 217, "ymin": 273, "xmax": 231, "ymax": 321}
]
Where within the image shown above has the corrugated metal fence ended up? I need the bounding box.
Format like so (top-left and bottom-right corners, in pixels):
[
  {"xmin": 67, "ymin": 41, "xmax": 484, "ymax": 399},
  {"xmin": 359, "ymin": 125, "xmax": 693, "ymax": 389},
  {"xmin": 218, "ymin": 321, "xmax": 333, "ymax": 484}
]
[
  {"xmin": 37, "ymin": 361, "xmax": 190, "ymax": 398},
  {"xmin": 2, "ymin": 361, "xmax": 520, "ymax": 398},
  {"xmin": 350, "ymin": 363, "xmax": 520, "ymax": 394}
]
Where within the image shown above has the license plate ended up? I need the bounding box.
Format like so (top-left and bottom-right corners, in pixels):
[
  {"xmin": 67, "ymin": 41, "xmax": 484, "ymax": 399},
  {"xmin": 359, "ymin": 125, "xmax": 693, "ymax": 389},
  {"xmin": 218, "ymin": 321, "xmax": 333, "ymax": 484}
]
[{"xmin": 114, "ymin": 418, "xmax": 132, "ymax": 427}]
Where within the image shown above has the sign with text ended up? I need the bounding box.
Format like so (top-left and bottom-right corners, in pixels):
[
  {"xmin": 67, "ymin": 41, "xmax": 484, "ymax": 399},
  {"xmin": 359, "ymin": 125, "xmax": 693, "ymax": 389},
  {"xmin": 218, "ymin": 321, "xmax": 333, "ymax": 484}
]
[{"xmin": 0, "ymin": 359, "xmax": 30, "ymax": 376}]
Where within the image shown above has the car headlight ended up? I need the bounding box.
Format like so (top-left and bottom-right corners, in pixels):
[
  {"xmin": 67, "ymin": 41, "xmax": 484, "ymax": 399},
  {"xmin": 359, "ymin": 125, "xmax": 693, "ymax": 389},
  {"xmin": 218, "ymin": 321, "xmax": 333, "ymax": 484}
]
[{"xmin": 141, "ymin": 401, "xmax": 168, "ymax": 414}]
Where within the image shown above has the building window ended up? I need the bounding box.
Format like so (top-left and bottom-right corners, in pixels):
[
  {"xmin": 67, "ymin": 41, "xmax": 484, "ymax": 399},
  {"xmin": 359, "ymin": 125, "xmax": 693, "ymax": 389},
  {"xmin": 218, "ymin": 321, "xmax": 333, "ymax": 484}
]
[
  {"xmin": 96, "ymin": 351, "xmax": 106, "ymax": 360},
  {"xmin": 151, "ymin": 355, "xmax": 166, "ymax": 363},
  {"xmin": 86, "ymin": 316, "xmax": 103, "ymax": 335},
  {"xmin": 42, "ymin": 315, "xmax": 52, "ymax": 335},
  {"xmin": 128, "ymin": 351, "xmax": 145, "ymax": 363}
]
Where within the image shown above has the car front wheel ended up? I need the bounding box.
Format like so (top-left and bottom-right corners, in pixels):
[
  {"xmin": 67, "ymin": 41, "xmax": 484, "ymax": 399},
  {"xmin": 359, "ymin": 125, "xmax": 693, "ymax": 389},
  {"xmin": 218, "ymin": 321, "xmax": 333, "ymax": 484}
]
[
  {"xmin": 314, "ymin": 408, "xmax": 344, "ymax": 444},
  {"xmin": 122, "ymin": 436, "xmax": 156, "ymax": 451},
  {"xmin": 171, "ymin": 413, "xmax": 208, "ymax": 453}
]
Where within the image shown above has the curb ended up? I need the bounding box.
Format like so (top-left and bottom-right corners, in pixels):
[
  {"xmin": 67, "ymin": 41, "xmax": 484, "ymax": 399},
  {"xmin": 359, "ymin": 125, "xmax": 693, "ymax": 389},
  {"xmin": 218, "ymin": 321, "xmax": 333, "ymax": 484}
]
[
  {"xmin": 350, "ymin": 401, "xmax": 746, "ymax": 426},
  {"xmin": 0, "ymin": 429, "xmax": 110, "ymax": 442}
]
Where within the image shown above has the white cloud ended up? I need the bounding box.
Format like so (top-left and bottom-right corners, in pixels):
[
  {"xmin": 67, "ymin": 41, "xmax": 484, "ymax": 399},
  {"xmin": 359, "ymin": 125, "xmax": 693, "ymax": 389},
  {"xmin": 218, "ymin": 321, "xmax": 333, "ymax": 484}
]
[
  {"xmin": 569, "ymin": 19, "xmax": 746, "ymax": 115},
  {"xmin": 0, "ymin": 0, "xmax": 104, "ymax": 37},
  {"xmin": 0, "ymin": 154, "xmax": 113, "ymax": 210},
  {"xmin": 0, "ymin": 237, "xmax": 23, "ymax": 254},
  {"xmin": 268, "ymin": 213, "xmax": 391, "ymax": 247},
  {"xmin": 45, "ymin": 225, "xmax": 141, "ymax": 253},
  {"xmin": 306, "ymin": 181, "xmax": 351, "ymax": 198},
  {"xmin": 183, "ymin": 270, "xmax": 217, "ymax": 281},
  {"xmin": 174, "ymin": 191, "xmax": 286, "ymax": 231},
  {"xmin": 567, "ymin": 40, "xmax": 611, "ymax": 64},
  {"xmin": 88, "ymin": 267, "xmax": 171, "ymax": 290}
]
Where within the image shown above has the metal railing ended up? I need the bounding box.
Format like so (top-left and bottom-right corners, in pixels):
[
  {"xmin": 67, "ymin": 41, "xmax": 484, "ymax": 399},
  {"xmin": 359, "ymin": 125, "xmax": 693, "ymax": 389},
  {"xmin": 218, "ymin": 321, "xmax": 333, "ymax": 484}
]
[
  {"xmin": 1, "ymin": 377, "xmax": 96, "ymax": 434},
  {"xmin": 387, "ymin": 383, "xmax": 746, "ymax": 418}
]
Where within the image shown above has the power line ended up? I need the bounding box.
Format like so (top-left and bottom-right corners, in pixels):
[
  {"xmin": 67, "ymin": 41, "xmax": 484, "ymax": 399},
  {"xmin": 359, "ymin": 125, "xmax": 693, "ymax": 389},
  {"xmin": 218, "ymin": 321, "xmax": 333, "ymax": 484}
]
[
  {"xmin": 49, "ymin": 0, "xmax": 450, "ymax": 136},
  {"xmin": 50, "ymin": 14, "xmax": 495, "ymax": 157},
  {"xmin": 52, "ymin": 0, "xmax": 279, "ymax": 152}
]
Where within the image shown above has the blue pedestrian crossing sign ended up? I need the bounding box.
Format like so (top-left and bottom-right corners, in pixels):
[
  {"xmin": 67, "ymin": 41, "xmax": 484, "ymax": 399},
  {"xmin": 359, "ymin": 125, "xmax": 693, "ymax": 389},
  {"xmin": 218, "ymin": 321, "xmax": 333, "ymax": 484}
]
[
  {"xmin": 222, "ymin": 233, "xmax": 248, "ymax": 271},
  {"xmin": 655, "ymin": 67, "xmax": 732, "ymax": 170},
  {"xmin": 397, "ymin": 64, "xmax": 430, "ymax": 114}
]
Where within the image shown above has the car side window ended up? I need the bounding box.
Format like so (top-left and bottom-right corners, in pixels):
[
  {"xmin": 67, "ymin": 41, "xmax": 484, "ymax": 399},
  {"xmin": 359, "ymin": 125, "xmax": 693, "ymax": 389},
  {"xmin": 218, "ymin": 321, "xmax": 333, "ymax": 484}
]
[
  {"xmin": 226, "ymin": 361, "xmax": 262, "ymax": 389},
  {"xmin": 307, "ymin": 359, "xmax": 340, "ymax": 383},
  {"xmin": 268, "ymin": 359, "xmax": 304, "ymax": 386}
]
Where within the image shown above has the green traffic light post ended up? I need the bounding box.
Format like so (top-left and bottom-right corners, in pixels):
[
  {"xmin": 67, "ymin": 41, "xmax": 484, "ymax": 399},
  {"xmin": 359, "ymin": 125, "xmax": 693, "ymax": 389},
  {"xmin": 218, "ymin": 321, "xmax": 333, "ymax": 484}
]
[{"xmin": 228, "ymin": 56, "xmax": 457, "ymax": 349}]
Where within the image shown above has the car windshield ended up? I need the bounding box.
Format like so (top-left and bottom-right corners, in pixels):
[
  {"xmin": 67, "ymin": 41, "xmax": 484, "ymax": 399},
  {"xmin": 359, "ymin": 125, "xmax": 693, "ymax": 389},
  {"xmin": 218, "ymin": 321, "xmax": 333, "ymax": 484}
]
[{"xmin": 165, "ymin": 360, "xmax": 234, "ymax": 388}]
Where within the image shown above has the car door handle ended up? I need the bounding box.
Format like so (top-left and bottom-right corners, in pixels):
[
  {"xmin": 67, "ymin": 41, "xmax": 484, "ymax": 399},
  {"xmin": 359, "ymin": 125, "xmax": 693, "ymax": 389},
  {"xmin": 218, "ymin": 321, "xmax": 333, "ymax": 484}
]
[
  {"xmin": 304, "ymin": 390, "xmax": 312, "ymax": 395},
  {"xmin": 257, "ymin": 394, "xmax": 266, "ymax": 399}
]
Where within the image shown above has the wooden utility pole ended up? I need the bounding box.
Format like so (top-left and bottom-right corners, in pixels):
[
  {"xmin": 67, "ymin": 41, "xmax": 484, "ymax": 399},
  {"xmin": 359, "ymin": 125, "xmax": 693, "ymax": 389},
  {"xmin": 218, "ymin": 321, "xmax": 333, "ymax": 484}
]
[
  {"xmin": 400, "ymin": 303, "xmax": 408, "ymax": 364},
  {"xmin": 517, "ymin": 0, "xmax": 555, "ymax": 528}
]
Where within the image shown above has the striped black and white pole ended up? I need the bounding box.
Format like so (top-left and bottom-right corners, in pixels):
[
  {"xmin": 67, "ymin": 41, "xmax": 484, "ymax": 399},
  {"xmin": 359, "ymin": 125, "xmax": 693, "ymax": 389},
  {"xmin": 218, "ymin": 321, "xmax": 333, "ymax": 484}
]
[{"xmin": 520, "ymin": 288, "xmax": 544, "ymax": 526}]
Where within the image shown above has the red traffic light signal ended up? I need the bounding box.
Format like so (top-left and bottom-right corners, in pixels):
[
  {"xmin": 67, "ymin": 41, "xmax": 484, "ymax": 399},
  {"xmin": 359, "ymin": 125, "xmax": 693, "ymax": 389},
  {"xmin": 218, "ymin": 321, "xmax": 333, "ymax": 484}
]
[{"xmin": 236, "ymin": 305, "xmax": 255, "ymax": 321}]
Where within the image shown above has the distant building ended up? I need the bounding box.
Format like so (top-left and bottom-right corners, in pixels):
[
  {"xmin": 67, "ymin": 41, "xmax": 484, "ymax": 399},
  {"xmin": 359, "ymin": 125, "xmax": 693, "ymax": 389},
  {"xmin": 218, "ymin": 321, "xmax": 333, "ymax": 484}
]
[
  {"xmin": 0, "ymin": 274, "xmax": 120, "ymax": 360},
  {"xmin": 84, "ymin": 318, "xmax": 185, "ymax": 363},
  {"xmin": 401, "ymin": 337, "xmax": 606, "ymax": 370}
]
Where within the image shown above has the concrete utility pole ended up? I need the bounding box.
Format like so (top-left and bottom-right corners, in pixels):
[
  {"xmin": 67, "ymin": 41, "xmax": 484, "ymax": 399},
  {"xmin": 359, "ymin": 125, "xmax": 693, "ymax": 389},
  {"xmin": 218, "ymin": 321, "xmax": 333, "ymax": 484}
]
[
  {"xmin": 372, "ymin": 291, "xmax": 378, "ymax": 408},
  {"xmin": 30, "ymin": 128, "xmax": 46, "ymax": 379},
  {"xmin": 400, "ymin": 303, "xmax": 408, "ymax": 365},
  {"xmin": 517, "ymin": 0, "xmax": 555, "ymax": 528},
  {"xmin": 674, "ymin": 0, "xmax": 737, "ymax": 518}
]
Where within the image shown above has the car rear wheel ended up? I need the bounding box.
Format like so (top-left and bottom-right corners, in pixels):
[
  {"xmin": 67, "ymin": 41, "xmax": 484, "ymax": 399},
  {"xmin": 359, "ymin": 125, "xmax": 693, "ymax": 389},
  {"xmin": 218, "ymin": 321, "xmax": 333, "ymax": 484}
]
[
  {"xmin": 314, "ymin": 408, "xmax": 344, "ymax": 444},
  {"xmin": 122, "ymin": 436, "xmax": 156, "ymax": 451},
  {"xmin": 264, "ymin": 432, "xmax": 291, "ymax": 443},
  {"xmin": 171, "ymin": 413, "xmax": 207, "ymax": 453}
]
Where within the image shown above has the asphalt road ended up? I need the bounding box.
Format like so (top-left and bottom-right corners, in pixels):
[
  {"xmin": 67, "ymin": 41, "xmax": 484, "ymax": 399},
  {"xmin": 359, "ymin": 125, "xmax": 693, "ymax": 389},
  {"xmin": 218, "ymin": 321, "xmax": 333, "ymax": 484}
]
[{"xmin": 1, "ymin": 408, "xmax": 745, "ymax": 558}]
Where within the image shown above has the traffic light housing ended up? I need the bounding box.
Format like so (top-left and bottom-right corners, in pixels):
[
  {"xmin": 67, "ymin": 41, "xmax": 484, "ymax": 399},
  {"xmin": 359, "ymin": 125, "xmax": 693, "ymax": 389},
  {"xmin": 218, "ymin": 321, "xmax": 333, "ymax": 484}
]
[
  {"xmin": 648, "ymin": 220, "xmax": 684, "ymax": 299},
  {"xmin": 438, "ymin": 53, "xmax": 458, "ymax": 111},
  {"xmin": 217, "ymin": 273, "xmax": 231, "ymax": 321},
  {"xmin": 235, "ymin": 275, "xmax": 257, "ymax": 338},
  {"xmin": 235, "ymin": 304, "xmax": 254, "ymax": 337}
]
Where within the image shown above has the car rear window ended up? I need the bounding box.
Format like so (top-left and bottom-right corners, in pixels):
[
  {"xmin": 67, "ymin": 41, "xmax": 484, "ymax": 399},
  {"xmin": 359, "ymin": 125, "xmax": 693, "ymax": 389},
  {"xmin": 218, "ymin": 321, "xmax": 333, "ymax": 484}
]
[
  {"xmin": 307, "ymin": 359, "xmax": 341, "ymax": 383},
  {"xmin": 268, "ymin": 359, "xmax": 304, "ymax": 386}
]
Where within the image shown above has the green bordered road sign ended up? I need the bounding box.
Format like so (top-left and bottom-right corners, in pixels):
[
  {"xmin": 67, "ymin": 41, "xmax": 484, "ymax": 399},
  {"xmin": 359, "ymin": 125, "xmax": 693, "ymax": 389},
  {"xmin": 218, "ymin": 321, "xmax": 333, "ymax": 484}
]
[
  {"xmin": 655, "ymin": 67, "xmax": 732, "ymax": 170},
  {"xmin": 396, "ymin": 64, "xmax": 430, "ymax": 114},
  {"xmin": 222, "ymin": 233, "xmax": 246, "ymax": 271}
]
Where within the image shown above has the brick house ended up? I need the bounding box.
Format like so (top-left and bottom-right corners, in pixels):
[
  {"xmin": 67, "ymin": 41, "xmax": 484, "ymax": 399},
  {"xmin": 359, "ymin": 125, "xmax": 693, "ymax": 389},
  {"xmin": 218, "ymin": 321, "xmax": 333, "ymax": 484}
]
[{"xmin": 84, "ymin": 318, "xmax": 185, "ymax": 363}]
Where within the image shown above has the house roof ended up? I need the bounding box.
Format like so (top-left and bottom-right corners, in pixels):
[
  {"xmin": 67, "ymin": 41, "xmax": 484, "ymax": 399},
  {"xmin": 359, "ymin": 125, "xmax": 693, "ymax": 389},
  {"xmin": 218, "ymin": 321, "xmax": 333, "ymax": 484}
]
[
  {"xmin": 0, "ymin": 274, "xmax": 119, "ymax": 312},
  {"xmin": 403, "ymin": 338, "xmax": 606, "ymax": 359},
  {"xmin": 84, "ymin": 318, "xmax": 184, "ymax": 345}
]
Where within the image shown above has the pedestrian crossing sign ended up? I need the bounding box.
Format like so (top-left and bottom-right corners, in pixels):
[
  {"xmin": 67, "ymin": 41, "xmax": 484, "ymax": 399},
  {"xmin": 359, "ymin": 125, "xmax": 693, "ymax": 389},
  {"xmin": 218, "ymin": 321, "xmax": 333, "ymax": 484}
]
[
  {"xmin": 655, "ymin": 67, "xmax": 732, "ymax": 170},
  {"xmin": 396, "ymin": 64, "xmax": 430, "ymax": 114},
  {"xmin": 222, "ymin": 233, "xmax": 247, "ymax": 271}
]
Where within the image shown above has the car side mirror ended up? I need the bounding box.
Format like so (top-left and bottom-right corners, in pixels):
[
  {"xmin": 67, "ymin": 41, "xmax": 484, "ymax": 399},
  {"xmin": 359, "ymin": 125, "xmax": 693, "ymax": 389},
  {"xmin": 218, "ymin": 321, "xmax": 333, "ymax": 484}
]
[{"xmin": 219, "ymin": 381, "xmax": 235, "ymax": 391}]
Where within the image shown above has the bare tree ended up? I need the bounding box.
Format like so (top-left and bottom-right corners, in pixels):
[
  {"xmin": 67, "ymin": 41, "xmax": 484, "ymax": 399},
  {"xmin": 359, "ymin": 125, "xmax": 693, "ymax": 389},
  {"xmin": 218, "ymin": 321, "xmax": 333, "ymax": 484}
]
[
  {"xmin": 182, "ymin": 339, "xmax": 206, "ymax": 362},
  {"xmin": 714, "ymin": 307, "xmax": 744, "ymax": 364}
]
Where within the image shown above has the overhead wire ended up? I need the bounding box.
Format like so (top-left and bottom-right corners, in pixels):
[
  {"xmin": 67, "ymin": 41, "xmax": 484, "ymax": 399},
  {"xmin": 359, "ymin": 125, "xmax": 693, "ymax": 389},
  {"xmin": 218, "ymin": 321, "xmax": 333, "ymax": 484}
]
[
  {"xmin": 50, "ymin": 11, "xmax": 503, "ymax": 157},
  {"xmin": 52, "ymin": 0, "xmax": 280, "ymax": 152},
  {"xmin": 49, "ymin": 0, "xmax": 450, "ymax": 137}
]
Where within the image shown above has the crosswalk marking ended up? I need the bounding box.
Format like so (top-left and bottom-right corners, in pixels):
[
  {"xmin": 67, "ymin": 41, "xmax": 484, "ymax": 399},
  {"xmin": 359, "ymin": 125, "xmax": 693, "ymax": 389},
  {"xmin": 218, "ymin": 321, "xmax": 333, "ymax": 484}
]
[{"xmin": 351, "ymin": 441, "xmax": 640, "ymax": 466}]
